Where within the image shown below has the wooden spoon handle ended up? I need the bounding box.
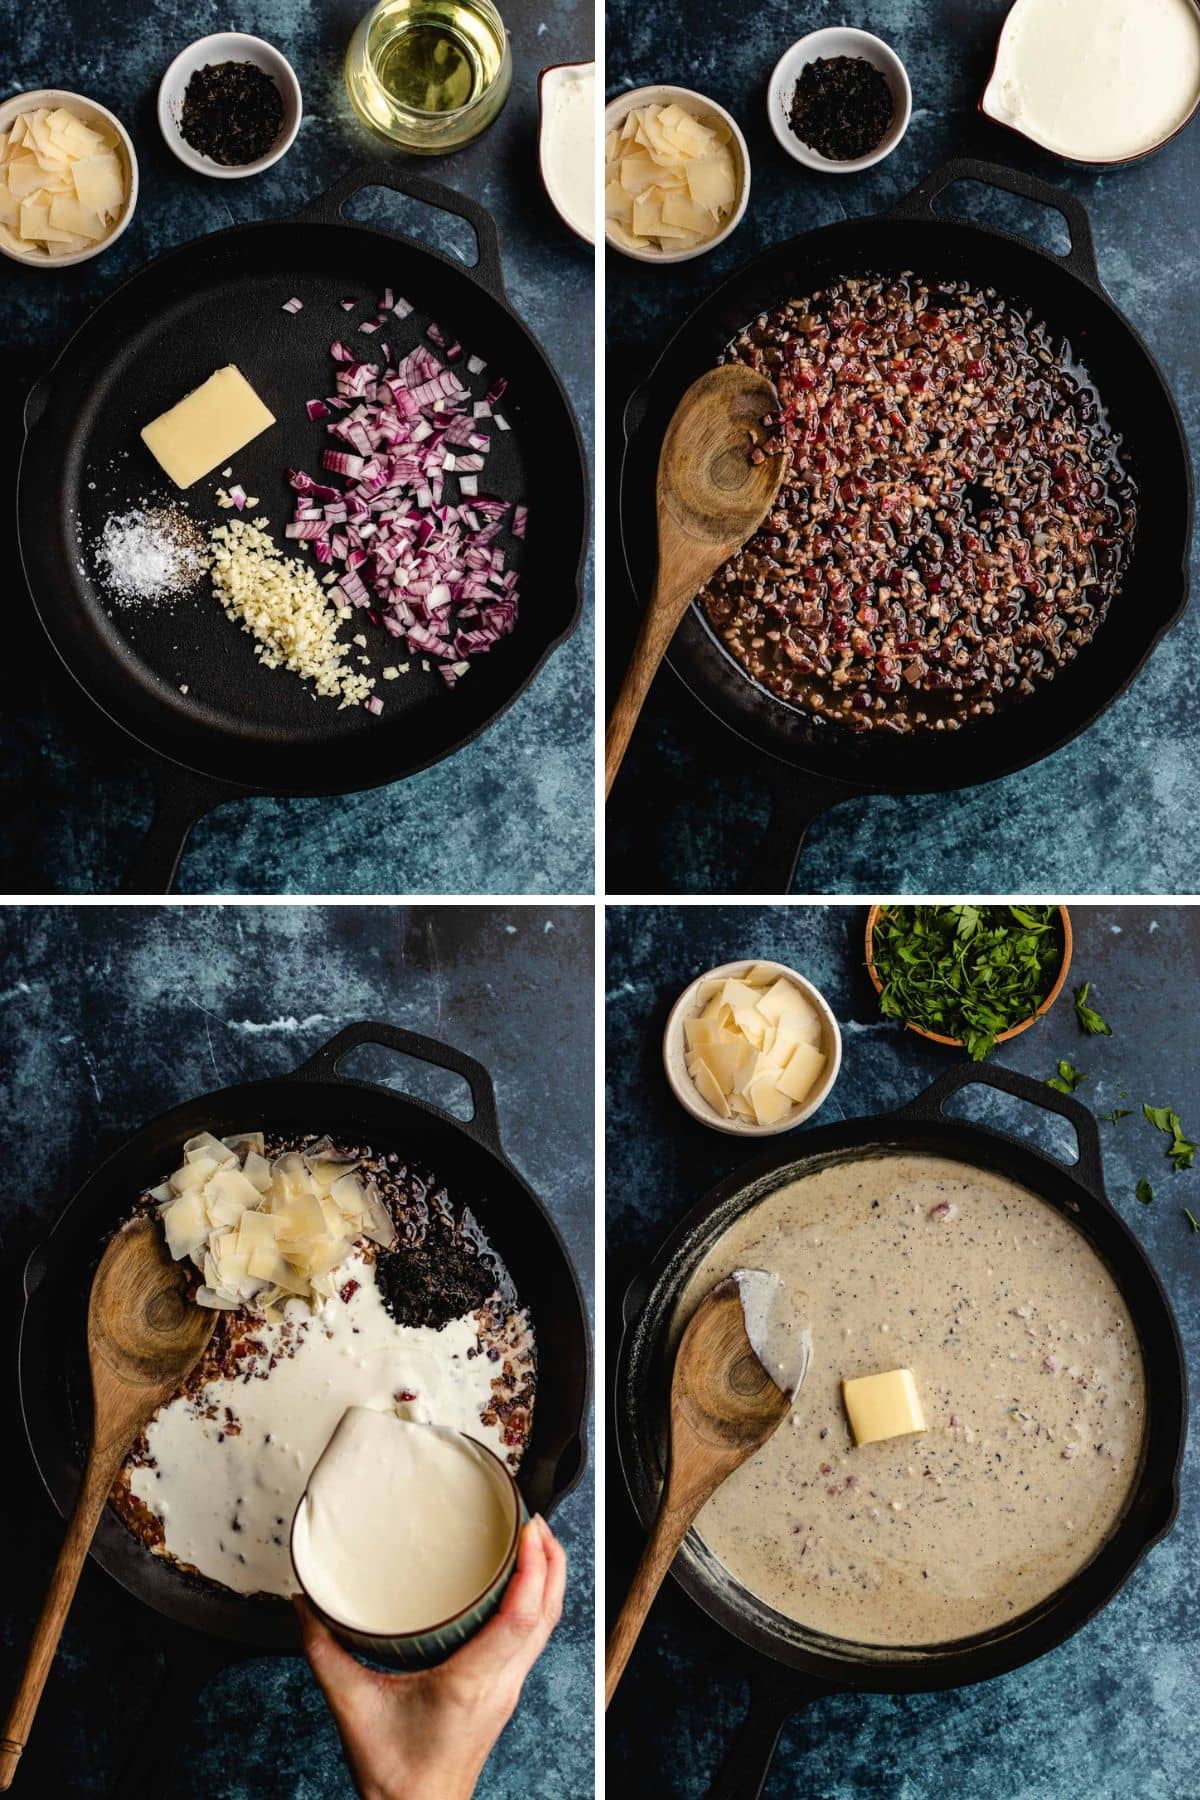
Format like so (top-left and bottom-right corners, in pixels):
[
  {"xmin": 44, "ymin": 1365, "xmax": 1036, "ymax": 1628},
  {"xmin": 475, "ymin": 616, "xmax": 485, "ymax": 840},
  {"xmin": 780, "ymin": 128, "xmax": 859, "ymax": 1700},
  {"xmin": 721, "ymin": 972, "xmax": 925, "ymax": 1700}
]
[
  {"xmin": 605, "ymin": 559, "xmax": 700, "ymax": 799},
  {"xmin": 0, "ymin": 1440, "xmax": 124, "ymax": 1790},
  {"xmin": 605, "ymin": 1496, "xmax": 697, "ymax": 1707}
]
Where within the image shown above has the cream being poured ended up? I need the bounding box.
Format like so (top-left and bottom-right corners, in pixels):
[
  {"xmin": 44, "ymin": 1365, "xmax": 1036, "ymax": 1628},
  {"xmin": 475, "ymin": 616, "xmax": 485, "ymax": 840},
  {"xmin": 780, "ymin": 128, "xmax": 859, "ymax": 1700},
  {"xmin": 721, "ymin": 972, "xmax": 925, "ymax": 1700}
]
[
  {"xmin": 127, "ymin": 1252, "xmax": 531, "ymax": 1597},
  {"xmin": 293, "ymin": 1409, "xmax": 518, "ymax": 1634}
]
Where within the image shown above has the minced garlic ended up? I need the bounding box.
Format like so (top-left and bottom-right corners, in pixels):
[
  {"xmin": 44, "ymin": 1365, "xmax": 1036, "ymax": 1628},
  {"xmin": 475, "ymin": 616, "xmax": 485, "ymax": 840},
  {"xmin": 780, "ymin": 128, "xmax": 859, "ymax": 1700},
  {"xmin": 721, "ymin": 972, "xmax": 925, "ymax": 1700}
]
[{"xmin": 207, "ymin": 518, "xmax": 375, "ymax": 708}]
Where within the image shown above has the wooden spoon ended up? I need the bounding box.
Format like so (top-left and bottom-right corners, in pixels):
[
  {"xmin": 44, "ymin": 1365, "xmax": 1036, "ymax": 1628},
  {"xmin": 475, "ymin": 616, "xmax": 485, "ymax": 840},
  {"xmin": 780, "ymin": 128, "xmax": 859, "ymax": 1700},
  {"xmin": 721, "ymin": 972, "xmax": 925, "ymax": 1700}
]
[
  {"xmin": 604, "ymin": 365, "xmax": 786, "ymax": 799},
  {"xmin": 605, "ymin": 1274, "xmax": 793, "ymax": 1705},
  {"xmin": 0, "ymin": 1215, "xmax": 215, "ymax": 1790}
]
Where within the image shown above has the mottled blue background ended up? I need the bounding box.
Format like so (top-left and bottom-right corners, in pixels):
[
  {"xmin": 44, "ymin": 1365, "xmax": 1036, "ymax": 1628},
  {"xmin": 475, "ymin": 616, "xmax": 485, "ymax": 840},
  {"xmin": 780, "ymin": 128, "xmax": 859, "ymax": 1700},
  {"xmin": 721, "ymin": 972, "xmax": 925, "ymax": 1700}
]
[
  {"xmin": 0, "ymin": 1, "xmax": 593, "ymax": 896},
  {"xmin": 0, "ymin": 904, "xmax": 593, "ymax": 1798},
  {"xmin": 606, "ymin": 904, "xmax": 1198, "ymax": 1797},
  {"xmin": 605, "ymin": 0, "xmax": 1200, "ymax": 894}
]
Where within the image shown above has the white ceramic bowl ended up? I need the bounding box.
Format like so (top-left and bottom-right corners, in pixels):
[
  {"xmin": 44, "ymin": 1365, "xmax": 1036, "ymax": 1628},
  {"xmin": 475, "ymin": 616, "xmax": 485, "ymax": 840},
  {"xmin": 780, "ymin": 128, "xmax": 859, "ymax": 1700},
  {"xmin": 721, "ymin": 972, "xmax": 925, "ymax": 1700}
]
[
  {"xmin": 538, "ymin": 61, "xmax": 595, "ymax": 246},
  {"xmin": 663, "ymin": 958, "xmax": 843, "ymax": 1137},
  {"xmin": 767, "ymin": 29, "xmax": 911, "ymax": 173},
  {"xmin": 603, "ymin": 84, "xmax": 750, "ymax": 264},
  {"xmin": 0, "ymin": 88, "xmax": 138, "ymax": 268},
  {"xmin": 158, "ymin": 33, "xmax": 302, "ymax": 179}
]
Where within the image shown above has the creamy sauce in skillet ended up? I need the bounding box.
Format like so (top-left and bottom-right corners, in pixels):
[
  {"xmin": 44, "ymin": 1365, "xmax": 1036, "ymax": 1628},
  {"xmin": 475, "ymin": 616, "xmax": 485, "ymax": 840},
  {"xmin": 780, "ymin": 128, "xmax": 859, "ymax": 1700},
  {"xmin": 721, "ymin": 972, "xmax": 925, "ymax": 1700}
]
[
  {"xmin": 679, "ymin": 1155, "xmax": 1145, "ymax": 1646},
  {"xmin": 129, "ymin": 1253, "xmax": 527, "ymax": 1597}
]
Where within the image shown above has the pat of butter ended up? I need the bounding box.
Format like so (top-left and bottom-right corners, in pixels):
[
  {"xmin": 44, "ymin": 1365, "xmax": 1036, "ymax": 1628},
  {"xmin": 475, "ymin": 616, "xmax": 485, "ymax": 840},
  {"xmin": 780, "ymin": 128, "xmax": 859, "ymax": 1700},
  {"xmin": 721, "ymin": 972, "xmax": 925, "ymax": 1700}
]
[
  {"xmin": 842, "ymin": 1368, "xmax": 926, "ymax": 1446},
  {"xmin": 141, "ymin": 365, "xmax": 275, "ymax": 490}
]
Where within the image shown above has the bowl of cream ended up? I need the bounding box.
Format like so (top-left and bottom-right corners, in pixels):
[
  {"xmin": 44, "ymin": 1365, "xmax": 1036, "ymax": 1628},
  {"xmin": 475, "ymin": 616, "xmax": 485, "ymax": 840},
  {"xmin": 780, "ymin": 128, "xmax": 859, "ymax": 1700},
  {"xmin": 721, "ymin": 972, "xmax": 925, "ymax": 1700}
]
[
  {"xmin": 291, "ymin": 1407, "xmax": 524, "ymax": 1667},
  {"xmin": 981, "ymin": 0, "xmax": 1200, "ymax": 164}
]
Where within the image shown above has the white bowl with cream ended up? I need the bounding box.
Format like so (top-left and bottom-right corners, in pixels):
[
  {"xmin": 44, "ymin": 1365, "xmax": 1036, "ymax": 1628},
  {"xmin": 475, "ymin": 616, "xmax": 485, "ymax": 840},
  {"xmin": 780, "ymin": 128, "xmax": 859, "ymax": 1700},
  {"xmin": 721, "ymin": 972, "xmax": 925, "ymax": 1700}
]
[
  {"xmin": 981, "ymin": 0, "xmax": 1200, "ymax": 165},
  {"xmin": 663, "ymin": 959, "xmax": 842, "ymax": 1137},
  {"xmin": 291, "ymin": 1409, "xmax": 524, "ymax": 1667},
  {"xmin": 604, "ymin": 85, "xmax": 750, "ymax": 264},
  {"xmin": 538, "ymin": 61, "xmax": 595, "ymax": 245}
]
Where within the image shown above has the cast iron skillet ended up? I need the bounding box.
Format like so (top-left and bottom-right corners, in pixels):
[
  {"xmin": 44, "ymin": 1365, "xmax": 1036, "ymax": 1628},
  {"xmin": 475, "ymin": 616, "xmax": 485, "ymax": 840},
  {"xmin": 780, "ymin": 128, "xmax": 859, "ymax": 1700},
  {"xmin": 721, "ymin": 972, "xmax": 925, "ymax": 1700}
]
[
  {"xmin": 615, "ymin": 1063, "xmax": 1186, "ymax": 1798},
  {"xmin": 617, "ymin": 159, "xmax": 1192, "ymax": 892},
  {"xmin": 18, "ymin": 165, "xmax": 588, "ymax": 894},
  {"xmin": 19, "ymin": 1020, "xmax": 590, "ymax": 1654}
]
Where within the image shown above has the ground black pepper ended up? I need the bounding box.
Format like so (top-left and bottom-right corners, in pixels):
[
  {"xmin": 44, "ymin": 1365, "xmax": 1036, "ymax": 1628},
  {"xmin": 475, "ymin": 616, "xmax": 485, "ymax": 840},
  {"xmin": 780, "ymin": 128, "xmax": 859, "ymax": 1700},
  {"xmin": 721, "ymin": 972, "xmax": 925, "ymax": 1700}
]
[
  {"xmin": 181, "ymin": 61, "xmax": 285, "ymax": 167},
  {"xmin": 788, "ymin": 55, "xmax": 894, "ymax": 161}
]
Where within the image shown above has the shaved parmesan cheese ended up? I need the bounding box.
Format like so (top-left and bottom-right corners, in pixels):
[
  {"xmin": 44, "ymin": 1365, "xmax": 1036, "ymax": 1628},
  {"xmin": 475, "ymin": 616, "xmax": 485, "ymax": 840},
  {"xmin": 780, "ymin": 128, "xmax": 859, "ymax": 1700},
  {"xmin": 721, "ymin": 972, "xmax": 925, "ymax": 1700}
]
[
  {"xmin": 604, "ymin": 100, "xmax": 738, "ymax": 254},
  {"xmin": 0, "ymin": 105, "xmax": 127, "ymax": 259},
  {"xmin": 154, "ymin": 1134, "xmax": 397, "ymax": 1314},
  {"xmin": 683, "ymin": 965, "xmax": 830, "ymax": 1126}
]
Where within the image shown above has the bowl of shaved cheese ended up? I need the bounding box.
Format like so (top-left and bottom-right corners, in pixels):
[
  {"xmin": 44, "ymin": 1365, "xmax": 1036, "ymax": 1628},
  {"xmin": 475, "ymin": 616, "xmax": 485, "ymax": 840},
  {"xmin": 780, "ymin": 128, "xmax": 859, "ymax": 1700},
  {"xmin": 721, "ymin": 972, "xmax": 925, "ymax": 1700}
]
[
  {"xmin": 664, "ymin": 958, "xmax": 842, "ymax": 1135},
  {"xmin": 0, "ymin": 88, "xmax": 136, "ymax": 266},
  {"xmin": 604, "ymin": 84, "xmax": 749, "ymax": 262}
]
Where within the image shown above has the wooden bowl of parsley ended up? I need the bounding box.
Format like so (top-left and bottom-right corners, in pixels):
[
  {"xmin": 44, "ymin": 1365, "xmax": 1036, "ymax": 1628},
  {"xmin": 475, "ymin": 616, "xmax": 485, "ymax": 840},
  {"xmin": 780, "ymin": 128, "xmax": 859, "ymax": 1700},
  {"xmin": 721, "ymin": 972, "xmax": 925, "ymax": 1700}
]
[{"xmin": 864, "ymin": 904, "xmax": 1072, "ymax": 1061}]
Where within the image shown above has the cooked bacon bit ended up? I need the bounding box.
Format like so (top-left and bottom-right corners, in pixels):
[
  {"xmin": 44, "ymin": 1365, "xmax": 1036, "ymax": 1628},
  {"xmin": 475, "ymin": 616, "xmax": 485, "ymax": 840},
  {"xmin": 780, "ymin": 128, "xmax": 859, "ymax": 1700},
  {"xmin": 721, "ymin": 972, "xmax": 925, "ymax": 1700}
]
[
  {"xmin": 339, "ymin": 1279, "xmax": 361, "ymax": 1304},
  {"xmin": 394, "ymin": 1388, "xmax": 418, "ymax": 1402}
]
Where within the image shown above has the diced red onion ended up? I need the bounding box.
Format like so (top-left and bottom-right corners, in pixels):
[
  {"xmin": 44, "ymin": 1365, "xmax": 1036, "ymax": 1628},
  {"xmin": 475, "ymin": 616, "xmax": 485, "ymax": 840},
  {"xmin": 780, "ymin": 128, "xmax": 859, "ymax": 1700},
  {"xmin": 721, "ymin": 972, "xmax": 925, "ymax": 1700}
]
[
  {"xmin": 365, "ymin": 694, "xmax": 384, "ymax": 715},
  {"xmin": 228, "ymin": 483, "xmax": 247, "ymax": 510},
  {"xmin": 340, "ymin": 298, "xmax": 356, "ymax": 311},
  {"xmin": 393, "ymin": 297, "xmax": 413, "ymax": 319},
  {"xmin": 306, "ymin": 399, "xmax": 330, "ymax": 421},
  {"xmin": 494, "ymin": 413, "xmax": 509, "ymax": 431},
  {"xmin": 379, "ymin": 288, "xmax": 394, "ymax": 312},
  {"xmin": 289, "ymin": 325, "xmax": 523, "ymax": 689},
  {"xmin": 282, "ymin": 296, "xmax": 303, "ymax": 313}
]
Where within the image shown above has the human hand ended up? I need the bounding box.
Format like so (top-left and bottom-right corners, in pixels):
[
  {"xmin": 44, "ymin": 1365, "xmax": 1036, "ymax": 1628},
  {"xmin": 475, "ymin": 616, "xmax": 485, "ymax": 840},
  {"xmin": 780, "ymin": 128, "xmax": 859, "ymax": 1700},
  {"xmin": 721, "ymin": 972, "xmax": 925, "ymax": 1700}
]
[{"xmin": 295, "ymin": 1513, "xmax": 567, "ymax": 1800}]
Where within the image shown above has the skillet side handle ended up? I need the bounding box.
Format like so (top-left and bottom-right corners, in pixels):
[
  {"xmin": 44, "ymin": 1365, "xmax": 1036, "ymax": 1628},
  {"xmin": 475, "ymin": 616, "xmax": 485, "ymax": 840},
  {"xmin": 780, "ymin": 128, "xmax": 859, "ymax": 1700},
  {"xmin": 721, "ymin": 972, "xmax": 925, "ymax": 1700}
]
[
  {"xmin": 292, "ymin": 164, "xmax": 506, "ymax": 300},
  {"xmin": 888, "ymin": 157, "xmax": 1100, "ymax": 289},
  {"xmin": 118, "ymin": 768, "xmax": 228, "ymax": 896},
  {"xmin": 730, "ymin": 766, "xmax": 844, "ymax": 895},
  {"xmin": 704, "ymin": 1673, "xmax": 828, "ymax": 1800},
  {"xmin": 894, "ymin": 1061, "xmax": 1107, "ymax": 1201},
  {"xmin": 289, "ymin": 1021, "xmax": 503, "ymax": 1154}
]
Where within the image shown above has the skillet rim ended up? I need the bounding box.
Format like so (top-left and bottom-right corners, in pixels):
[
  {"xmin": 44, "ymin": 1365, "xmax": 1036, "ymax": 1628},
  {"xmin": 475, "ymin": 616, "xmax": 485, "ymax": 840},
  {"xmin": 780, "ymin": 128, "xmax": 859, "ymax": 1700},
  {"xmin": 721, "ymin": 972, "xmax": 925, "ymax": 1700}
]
[
  {"xmin": 17, "ymin": 202, "xmax": 589, "ymax": 796},
  {"xmin": 18, "ymin": 1050, "xmax": 592, "ymax": 1650},
  {"xmin": 614, "ymin": 1075, "xmax": 1187, "ymax": 1693},
  {"xmin": 617, "ymin": 182, "xmax": 1192, "ymax": 793}
]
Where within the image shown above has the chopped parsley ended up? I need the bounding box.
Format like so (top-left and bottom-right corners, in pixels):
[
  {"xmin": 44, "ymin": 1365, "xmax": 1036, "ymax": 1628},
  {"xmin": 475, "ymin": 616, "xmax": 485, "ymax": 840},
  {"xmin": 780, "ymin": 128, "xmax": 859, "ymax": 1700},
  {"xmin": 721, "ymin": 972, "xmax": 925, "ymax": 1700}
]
[
  {"xmin": 1047, "ymin": 1059, "xmax": 1085, "ymax": 1095},
  {"xmin": 1073, "ymin": 981, "xmax": 1112, "ymax": 1037},
  {"xmin": 1142, "ymin": 1105, "xmax": 1196, "ymax": 1173},
  {"xmin": 1136, "ymin": 1179, "xmax": 1154, "ymax": 1206},
  {"xmin": 1100, "ymin": 1108, "xmax": 1133, "ymax": 1124},
  {"xmin": 1185, "ymin": 1209, "xmax": 1199, "ymax": 1234},
  {"xmin": 870, "ymin": 904, "xmax": 1062, "ymax": 1062}
]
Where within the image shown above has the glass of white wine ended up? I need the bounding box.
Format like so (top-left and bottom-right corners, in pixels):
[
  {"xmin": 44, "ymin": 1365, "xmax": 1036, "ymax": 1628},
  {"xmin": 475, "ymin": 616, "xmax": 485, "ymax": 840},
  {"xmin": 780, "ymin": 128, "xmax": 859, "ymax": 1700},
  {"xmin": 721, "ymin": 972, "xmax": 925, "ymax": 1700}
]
[{"xmin": 346, "ymin": 0, "xmax": 512, "ymax": 153}]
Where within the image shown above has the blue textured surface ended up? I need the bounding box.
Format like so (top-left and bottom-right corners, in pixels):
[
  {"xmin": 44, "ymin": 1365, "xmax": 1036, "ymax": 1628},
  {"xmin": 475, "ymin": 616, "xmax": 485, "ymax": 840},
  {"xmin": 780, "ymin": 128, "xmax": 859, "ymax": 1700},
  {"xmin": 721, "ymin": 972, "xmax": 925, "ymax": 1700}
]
[
  {"xmin": 0, "ymin": 904, "xmax": 594, "ymax": 1797},
  {"xmin": 0, "ymin": 1, "xmax": 593, "ymax": 896},
  {"xmin": 605, "ymin": 0, "xmax": 1200, "ymax": 894},
  {"xmin": 606, "ymin": 903, "xmax": 1199, "ymax": 1797}
]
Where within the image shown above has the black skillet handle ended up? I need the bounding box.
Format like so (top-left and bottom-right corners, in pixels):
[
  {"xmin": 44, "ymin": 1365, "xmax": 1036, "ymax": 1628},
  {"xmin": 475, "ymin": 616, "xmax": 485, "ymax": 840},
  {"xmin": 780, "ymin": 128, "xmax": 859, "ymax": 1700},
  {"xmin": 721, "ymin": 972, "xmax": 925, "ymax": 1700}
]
[
  {"xmin": 118, "ymin": 764, "xmax": 232, "ymax": 895},
  {"xmin": 733, "ymin": 765, "xmax": 849, "ymax": 895},
  {"xmin": 294, "ymin": 164, "xmax": 507, "ymax": 301},
  {"xmin": 889, "ymin": 157, "xmax": 1101, "ymax": 290},
  {"xmin": 704, "ymin": 1672, "xmax": 831, "ymax": 1800},
  {"xmin": 895, "ymin": 1060, "xmax": 1107, "ymax": 1202},
  {"xmin": 289, "ymin": 1021, "xmax": 503, "ymax": 1156}
]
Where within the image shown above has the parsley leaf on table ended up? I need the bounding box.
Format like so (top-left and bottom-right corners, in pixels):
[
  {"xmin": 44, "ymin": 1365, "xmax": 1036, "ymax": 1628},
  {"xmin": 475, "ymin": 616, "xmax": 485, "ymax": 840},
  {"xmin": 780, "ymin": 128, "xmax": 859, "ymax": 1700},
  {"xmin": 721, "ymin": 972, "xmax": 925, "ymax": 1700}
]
[
  {"xmin": 1101, "ymin": 1109, "xmax": 1133, "ymax": 1123},
  {"xmin": 1185, "ymin": 1209, "xmax": 1199, "ymax": 1234},
  {"xmin": 1074, "ymin": 981, "xmax": 1112, "ymax": 1037},
  {"xmin": 1047, "ymin": 1060, "xmax": 1086, "ymax": 1095},
  {"xmin": 1142, "ymin": 1104, "xmax": 1197, "ymax": 1172},
  {"xmin": 1136, "ymin": 1179, "xmax": 1154, "ymax": 1206}
]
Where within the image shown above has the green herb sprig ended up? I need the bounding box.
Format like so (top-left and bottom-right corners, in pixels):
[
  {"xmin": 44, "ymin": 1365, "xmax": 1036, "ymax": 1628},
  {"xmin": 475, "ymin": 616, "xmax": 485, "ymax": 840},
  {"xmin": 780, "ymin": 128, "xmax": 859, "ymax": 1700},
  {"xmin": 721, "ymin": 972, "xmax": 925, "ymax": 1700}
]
[
  {"xmin": 1074, "ymin": 981, "xmax": 1112, "ymax": 1037},
  {"xmin": 1142, "ymin": 1105, "xmax": 1197, "ymax": 1173},
  {"xmin": 870, "ymin": 905, "xmax": 1062, "ymax": 1062},
  {"xmin": 1047, "ymin": 1060, "xmax": 1085, "ymax": 1095}
]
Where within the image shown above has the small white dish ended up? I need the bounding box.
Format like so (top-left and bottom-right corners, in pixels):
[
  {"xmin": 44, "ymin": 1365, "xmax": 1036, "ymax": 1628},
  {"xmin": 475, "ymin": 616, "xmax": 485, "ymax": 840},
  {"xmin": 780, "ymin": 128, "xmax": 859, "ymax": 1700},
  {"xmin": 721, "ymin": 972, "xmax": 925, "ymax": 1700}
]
[
  {"xmin": 663, "ymin": 958, "xmax": 843, "ymax": 1137},
  {"xmin": 0, "ymin": 88, "xmax": 138, "ymax": 269},
  {"xmin": 538, "ymin": 61, "xmax": 595, "ymax": 246},
  {"xmin": 603, "ymin": 84, "xmax": 750, "ymax": 264},
  {"xmin": 767, "ymin": 29, "xmax": 911, "ymax": 174},
  {"xmin": 158, "ymin": 33, "xmax": 302, "ymax": 179}
]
